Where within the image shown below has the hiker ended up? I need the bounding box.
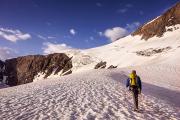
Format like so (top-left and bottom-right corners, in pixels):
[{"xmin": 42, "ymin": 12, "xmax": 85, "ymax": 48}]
[{"xmin": 126, "ymin": 70, "xmax": 142, "ymax": 111}]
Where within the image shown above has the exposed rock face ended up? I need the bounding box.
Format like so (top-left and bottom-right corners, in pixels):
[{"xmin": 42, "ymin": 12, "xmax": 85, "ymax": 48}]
[
  {"xmin": 0, "ymin": 60, "xmax": 5, "ymax": 71},
  {"xmin": 0, "ymin": 60, "xmax": 5, "ymax": 81},
  {"xmin": 5, "ymin": 53, "xmax": 73, "ymax": 86},
  {"xmin": 132, "ymin": 2, "xmax": 180, "ymax": 40},
  {"xmin": 135, "ymin": 47, "xmax": 171, "ymax": 57},
  {"xmin": 108, "ymin": 65, "xmax": 118, "ymax": 69},
  {"xmin": 94, "ymin": 61, "xmax": 118, "ymax": 69},
  {"xmin": 94, "ymin": 61, "xmax": 107, "ymax": 69}
]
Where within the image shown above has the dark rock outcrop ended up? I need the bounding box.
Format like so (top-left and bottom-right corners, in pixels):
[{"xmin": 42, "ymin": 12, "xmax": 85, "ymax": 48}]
[
  {"xmin": 0, "ymin": 60, "xmax": 4, "ymax": 68},
  {"xmin": 94, "ymin": 61, "xmax": 118, "ymax": 69},
  {"xmin": 135, "ymin": 47, "xmax": 172, "ymax": 57},
  {"xmin": 5, "ymin": 53, "xmax": 73, "ymax": 86},
  {"xmin": 94, "ymin": 61, "xmax": 106, "ymax": 69},
  {"xmin": 132, "ymin": 2, "xmax": 180, "ymax": 40},
  {"xmin": 108, "ymin": 65, "xmax": 118, "ymax": 69},
  {"xmin": 0, "ymin": 60, "xmax": 5, "ymax": 81}
]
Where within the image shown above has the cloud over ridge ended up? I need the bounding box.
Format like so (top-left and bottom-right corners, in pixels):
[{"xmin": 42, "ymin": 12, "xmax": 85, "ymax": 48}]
[
  {"xmin": 104, "ymin": 27, "xmax": 128, "ymax": 42},
  {"xmin": 0, "ymin": 47, "xmax": 17, "ymax": 60},
  {"xmin": 43, "ymin": 42, "xmax": 73, "ymax": 54}
]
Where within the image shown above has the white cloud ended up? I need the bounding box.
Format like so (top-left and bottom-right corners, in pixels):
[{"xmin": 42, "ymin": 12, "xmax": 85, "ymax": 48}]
[
  {"xmin": 126, "ymin": 22, "xmax": 141, "ymax": 32},
  {"xmin": 70, "ymin": 29, "xmax": 76, "ymax": 35},
  {"xmin": 103, "ymin": 22, "xmax": 141, "ymax": 42},
  {"xmin": 0, "ymin": 28, "xmax": 31, "ymax": 42},
  {"xmin": 85, "ymin": 39, "xmax": 89, "ymax": 43},
  {"xmin": 47, "ymin": 36, "xmax": 56, "ymax": 39},
  {"xmin": 37, "ymin": 35, "xmax": 56, "ymax": 40},
  {"xmin": 90, "ymin": 36, "xmax": 94, "ymax": 40},
  {"xmin": 96, "ymin": 3, "xmax": 102, "ymax": 7},
  {"xmin": 117, "ymin": 4, "xmax": 133, "ymax": 14},
  {"xmin": 0, "ymin": 47, "xmax": 17, "ymax": 60},
  {"xmin": 46, "ymin": 22, "xmax": 52, "ymax": 26},
  {"xmin": 98, "ymin": 32, "xmax": 103, "ymax": 36},
  {"xmin": 126, "ymin": 4, "xmax": 133, "ymax": 8},
  {"xmin": 139, "ymin": 11, "xmax": 144, "ymax": 15},
  {"xmin": 42, "ymin": 42, "xmax": 73, "ymax": 54},
  {"xmin": 104, "ymin": 27, "xmax": 128, "ymax": 42},
  {"xmin": 37, "ymin": 35, "xmax": 47, "ymax": 40},
  {"xmin": 117, "ymin": 8, "xmax": 128, "ymax": 13}
]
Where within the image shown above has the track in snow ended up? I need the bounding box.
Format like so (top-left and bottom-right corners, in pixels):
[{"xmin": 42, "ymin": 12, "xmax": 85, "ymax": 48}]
[{"xmin": 0, "ymin": 69, "xmax": 179, "ymax": 120}]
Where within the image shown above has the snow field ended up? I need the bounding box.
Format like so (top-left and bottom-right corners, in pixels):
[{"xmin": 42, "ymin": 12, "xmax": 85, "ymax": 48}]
[{"xmin": 0, "ymin": 69, "xmax": 179, "ymax": 120}]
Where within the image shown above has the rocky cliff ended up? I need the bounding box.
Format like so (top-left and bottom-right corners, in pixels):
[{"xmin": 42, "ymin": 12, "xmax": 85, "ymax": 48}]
[
  {"xmin": 132, "ymin": 2, "xmax": 180, "ymax": 40},
  {"xmin": 0, "ymin": 60, "xmax": 5, "ymax": 81},
  {"xmin": 4, "ymin": 53, "xmax": 73, "ymax": 86}
]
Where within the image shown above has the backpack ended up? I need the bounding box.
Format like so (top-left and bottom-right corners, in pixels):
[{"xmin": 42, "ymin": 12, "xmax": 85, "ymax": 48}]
[{"xmin": 129, "ymin": 73, "xmax": 137, "ymax": 86}]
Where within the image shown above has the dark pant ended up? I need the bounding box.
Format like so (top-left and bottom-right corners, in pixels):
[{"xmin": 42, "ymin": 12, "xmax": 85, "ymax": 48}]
[{"xmin": 130, "ymin": 86, "xmax": 139, "ymax": 109}]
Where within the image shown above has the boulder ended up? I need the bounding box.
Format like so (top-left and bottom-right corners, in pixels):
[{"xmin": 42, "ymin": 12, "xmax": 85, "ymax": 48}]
[
  {"xmin": 108, "ymin": 65, "xmax": 118, "ymax": 69},
  {"xmin": 94, "ymin": 61, "xmax": 106, "ymax": 69}
]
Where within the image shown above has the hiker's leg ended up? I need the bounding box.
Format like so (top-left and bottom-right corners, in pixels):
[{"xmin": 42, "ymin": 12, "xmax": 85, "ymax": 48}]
[
  {"xmin": 135, "ymin": 89, "xmax": 138, "ymax": 109},
  {"xmin": 132, "ymin": 89, "xmax": 137, "ymax": 110}
]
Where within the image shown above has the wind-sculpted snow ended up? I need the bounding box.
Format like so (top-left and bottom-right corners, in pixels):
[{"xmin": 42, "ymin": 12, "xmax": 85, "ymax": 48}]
[{"xmin": 0, "ymin": 69, "xmax": 179, "ymax": 120}]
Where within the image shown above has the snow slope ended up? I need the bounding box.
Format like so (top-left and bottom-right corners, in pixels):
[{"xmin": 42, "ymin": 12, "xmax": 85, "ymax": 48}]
[
  {"xmin": 84, "ymin": 25, "xmax": 180, "ymax": 68},
  {"xmin": 60, "ymin": 25, "xmax": 180, "ymax": 73},
  {"xmin": 32, "ymin": 25, "xmax": 180, "ymax": 90},
  {"xmin": 52, "ymin": 25, "xmax": 180, "ymax": 92},
  {"xmin": 0, "ymin": 69, "xmax": 179, "ymax": 120}
]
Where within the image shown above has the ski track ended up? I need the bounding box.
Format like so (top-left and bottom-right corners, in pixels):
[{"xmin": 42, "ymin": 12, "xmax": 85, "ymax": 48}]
[{"xmin": 0, "ymin": 70, "xmax": 179, "ymax": 120}]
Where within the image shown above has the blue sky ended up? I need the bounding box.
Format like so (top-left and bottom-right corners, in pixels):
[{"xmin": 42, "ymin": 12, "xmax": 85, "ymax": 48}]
[{"xmin": 0, "ymin": 0, "xmax": 179, "ymax": 59}]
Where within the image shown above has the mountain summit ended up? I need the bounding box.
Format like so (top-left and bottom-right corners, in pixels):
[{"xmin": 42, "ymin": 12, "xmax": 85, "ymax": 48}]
[{"xmin": 132, "ymin": 2, "xmax": 180, "ymax": 40}]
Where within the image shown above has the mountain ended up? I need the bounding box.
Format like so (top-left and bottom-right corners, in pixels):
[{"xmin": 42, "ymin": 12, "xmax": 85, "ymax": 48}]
[
  {"xmin": 3, "ymin": 53, "xmax": 73, "ymax": 86},
  {"xmin": 132, "ymin": 2, "xmax": 180, "ymax": 40},
  {"xmin": 61, "ymin": 2, "xmax": 180, "ymax": 91},
  {"xmin": 1, "ymin": 2, "xmax": 179, "ymax": 87},
  {"xmin": 0, "ymin": 2, "xmax": 180, "ymax": 119}
]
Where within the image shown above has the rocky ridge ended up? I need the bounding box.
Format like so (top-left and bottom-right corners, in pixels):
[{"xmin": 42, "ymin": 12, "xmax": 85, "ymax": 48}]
[
  {"xmin": 1, "ymin": 53, "xmax": 72, "ymax": 86},
  {"xmin": 132, "ymin": 2, "xmax": 180, "ymax": 40}
]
